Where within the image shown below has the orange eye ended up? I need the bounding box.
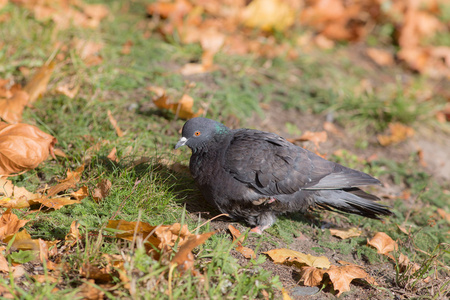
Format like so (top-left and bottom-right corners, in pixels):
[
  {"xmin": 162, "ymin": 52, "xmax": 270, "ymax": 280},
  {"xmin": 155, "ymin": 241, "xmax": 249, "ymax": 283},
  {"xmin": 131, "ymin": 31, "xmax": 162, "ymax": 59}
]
[{"xmin": 194, "ymin": 131, "xmax": 201, "ymax": 136}]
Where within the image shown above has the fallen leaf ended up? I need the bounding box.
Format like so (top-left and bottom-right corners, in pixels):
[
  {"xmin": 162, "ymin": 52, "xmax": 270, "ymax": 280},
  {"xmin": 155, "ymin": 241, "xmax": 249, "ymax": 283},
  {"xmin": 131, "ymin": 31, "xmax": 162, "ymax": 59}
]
[
  {"xmin": 71, "ymin": 186, "xmax": 89, "ymax": 201},
  {"xmin": 287, "ymin": 131, "xmax": 327, "ymax": 149},
  {"xmin": 55, "ymin": 84, "xmax": 80, "ymax": 99},
  {"xmin": 107, "ymin": 110, "xmax": 124, "ymax": 137},
  {"xmin": 398, "ymin": 253, "xmax": 420, "ymax": 275},
  {"xmin": 107, "ymin": 147, "xmax": 118, "ymax": 162},
  {"xmin": 92, "ymin": 179, "xmax": 111, "ymax": 203},
  {"xmin": 65, "ymin": 220, "xmax": 81, "ymax": 245},
  {"xmin": 366, "ymin": 48, "xmax": 394, "ymax": 66},
  {"xmin": 121, "ymin": 40, "xmax": 133, "ymax": 55},
  {"xmin": 0, "ymin": 252, "xmax": 9, "ymax": 273},
  {"xmin": 326, "ymin": 265, "xmax": 373, "ymax": 297},
  {"xmin": 0, "ymin": 209, "xmax": 28, "ymax": 240},
  {"xmin": 36, "ymin": 197, "xmax": 82, "ymax": 210},
  {"xmin": 0, "ymin": 91, "xmax": 30, "ymax": 124},
  {"xmin": 264, "ymin": 248, "xmax": 330, "ymax": 269},
  {"xmin": 23, "ymin": 62, "xmax": 55, "ymax": 105},
  {"xmin": 0, "ymin": 122, "xmax": 56, "ymax": 176},
  {"xmin": 301, "ymin": 266, "xmax": 325, "ymax": 286},
  {"xmin": 329, "ymin": 227, "xmax": 361, "ymax": 239},
  {"xmin": 76, "ymin": 279, "xmax": 105, "ymax": 300},
  {"xmin": 436, "ymin": 208, "xmax": 450, "ymax": 224},
  {"xmin": 367, "ymin": 232, "xmax": 398, "ymax": 259},
  {"xmin": 323, "ymin": 121, "xmax": 344, "ymax": 138},
  {"xmin": 228, "ymin": 225, "xmax": 255, "ymax": 259},
  {"xmin": 0, "ymin": 177, "xmax": 41, "ymax": 208},
  {"xmin": 377, "ymin": 123, "xmax": 415, "ymax": 146},
  {"xmin": 151, "ymin": 88, "xmax": 204, "ymax": 120},
  {"xmin": 241, "ymin": 0, "xmax": 296, "ymax": 32},
  {"xmin": 171, "ymin": 230, "xmax": 216, "ymax": 272},
  {"xmin": 46, "ymin": 165, "xmax": 84, "ymax": 197},
  {"xmin": 281, "ymin": 288, "xmax": 293, "ymax": 300}
]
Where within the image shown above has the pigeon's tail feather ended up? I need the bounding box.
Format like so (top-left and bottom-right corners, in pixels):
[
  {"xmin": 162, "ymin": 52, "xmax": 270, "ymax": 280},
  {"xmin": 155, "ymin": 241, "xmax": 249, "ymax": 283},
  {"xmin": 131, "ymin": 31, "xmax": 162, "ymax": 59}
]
[{"xmin": 313, "ymin": 188, "xmax": 392, "ymax": 219}]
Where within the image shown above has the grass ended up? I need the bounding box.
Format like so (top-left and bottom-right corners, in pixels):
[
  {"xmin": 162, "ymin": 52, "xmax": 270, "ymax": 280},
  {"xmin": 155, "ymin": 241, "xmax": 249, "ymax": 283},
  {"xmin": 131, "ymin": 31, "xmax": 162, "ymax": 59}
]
[{"xmin": 1, "ymin": 0, "xmax": 449, "ymax": 298}]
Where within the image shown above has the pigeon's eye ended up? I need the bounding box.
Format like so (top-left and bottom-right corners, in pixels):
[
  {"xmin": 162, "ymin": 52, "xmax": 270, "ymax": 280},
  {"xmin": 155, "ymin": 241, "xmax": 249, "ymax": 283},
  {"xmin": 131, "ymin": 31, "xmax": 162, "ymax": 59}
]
[{"xmin": 194, "ymin": 131, "xmax": 201, "ymax": 136}]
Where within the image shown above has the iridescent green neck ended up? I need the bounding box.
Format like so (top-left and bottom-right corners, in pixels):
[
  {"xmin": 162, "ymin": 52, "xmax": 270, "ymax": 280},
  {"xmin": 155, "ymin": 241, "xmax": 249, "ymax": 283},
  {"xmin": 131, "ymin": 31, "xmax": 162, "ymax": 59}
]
[{"xmin": 215, "ymin": 123, "xmax": 230, "ymax": 135}]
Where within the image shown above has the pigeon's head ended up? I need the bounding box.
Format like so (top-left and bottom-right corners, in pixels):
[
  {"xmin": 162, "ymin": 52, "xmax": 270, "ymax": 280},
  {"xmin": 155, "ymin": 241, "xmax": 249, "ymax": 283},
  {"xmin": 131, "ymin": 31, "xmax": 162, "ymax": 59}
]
[{"xmin": 175, "ymin": 117, "xmax": 230, "ymax": 151}]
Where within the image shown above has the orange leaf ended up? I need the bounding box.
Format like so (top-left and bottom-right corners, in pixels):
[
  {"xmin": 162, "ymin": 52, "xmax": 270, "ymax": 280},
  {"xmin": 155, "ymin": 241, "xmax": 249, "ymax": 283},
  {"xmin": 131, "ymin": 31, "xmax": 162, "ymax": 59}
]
[
  {"xmin": 366, "ymin": 48, "xmax": 394, "ymax": 66},
  {"xmin": 46, "ymin": 165, "xmax": 84, "ymax": 197},
  {"xmin": 23, "ymin": 62, "xmax": 54, "ymax": 105},
  {"xmin": 71, "ymin": 186, "xmax": 89, "ymax": 201},
  {"xmin": 301, "ymin": 266, "xmax": 325, "ymax": 286},
  {"xmin": 0, "ymin": 253, "xmax": 9, "ymax": 273},
  {"xmin": 0, "ymin": 91, "xmax": 29, "ymax": 124},
  {"xmin": 367, "ymin": 232, "xmax": 398, "ymax": 259},
  {"xmin": 241, "ymin": 0, "xmax": 296, "ymax": 32},
  {"xmin": 228, "ymin": 225, "xmax": 255, "ymax": 259},
  {"xmin": 377, "ymin": 122, "xmax": 415, "ymax": 146},
  {"xmin": 0, "ymin": 209, "xmax": 29, "ymax": 240},
  {"xmin": 35, "ymin": 196, "xmax": 82, "ymax": 210},
  {"xmin": 151, "ymin": 87, "xmax": 204, "ymax": 120},
  {"xmin": 0, "ymin": 122, "xmax": 56, "ymax": 176},
  {"xmin": 0, "ymin": 177, "xmax": 41, "ymax": 208},
  {"xmin": 287, "ymin": 131, "xmax": 327, "ymax": 149},
  {"xmin": 326, "ymin": 265, "xmax": 372, "ymax": 297},
  {"xmin": 171, "ymin": 231, "xmax": 216, "ymax": 272}
]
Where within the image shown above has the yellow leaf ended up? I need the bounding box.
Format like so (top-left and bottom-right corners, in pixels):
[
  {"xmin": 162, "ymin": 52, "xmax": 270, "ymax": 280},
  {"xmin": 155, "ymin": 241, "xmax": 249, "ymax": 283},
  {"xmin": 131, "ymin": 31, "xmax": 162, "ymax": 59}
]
[
  {"xmin": 329, "ymin": 227, "xmax": 361, "ymax": 239},
  {"xmin": 264, "ymin": 248, "xmax": 330, "ymax": 269},
  {"xmin": 241, "ymin": 0, "xmax": 296, "ymax": 32}
]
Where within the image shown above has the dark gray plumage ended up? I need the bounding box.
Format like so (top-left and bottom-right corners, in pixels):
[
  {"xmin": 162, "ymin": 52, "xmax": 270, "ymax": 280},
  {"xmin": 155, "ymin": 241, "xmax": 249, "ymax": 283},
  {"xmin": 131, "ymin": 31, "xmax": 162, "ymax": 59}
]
[{"xmin": 175, "ymin": 117, "xmax": 392, "ymax": 233}]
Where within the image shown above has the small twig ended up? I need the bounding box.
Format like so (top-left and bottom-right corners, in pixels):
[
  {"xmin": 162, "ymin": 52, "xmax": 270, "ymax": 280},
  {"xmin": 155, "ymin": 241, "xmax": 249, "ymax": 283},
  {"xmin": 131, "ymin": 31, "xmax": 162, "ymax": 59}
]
[{"xmin": 192, "ymin": 213, "xmax": 229, "ymax": 232}]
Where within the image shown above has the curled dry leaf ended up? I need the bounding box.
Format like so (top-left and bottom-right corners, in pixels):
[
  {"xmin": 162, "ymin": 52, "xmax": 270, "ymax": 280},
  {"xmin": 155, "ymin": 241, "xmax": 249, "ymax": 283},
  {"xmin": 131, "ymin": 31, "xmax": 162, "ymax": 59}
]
[
  {"xmin": 329, "ymin": 227, "xmax": 361, "ymax": 239},
  {"xmin": 171, "ymin": 230, "xmax": 216, "ymax": 272},
  {"xmin": 367, "ymin": 232, "xmax": 398, "ymax": 259},
  {"xmin": 0, "ymin": 209, "xmax": 29, "ymax": 240},
  {"xmin": 0, "ymin": 122, "xmax": 56, "ymax": 176},
  {"xmin": 92, "ymin": 179, "xmax": 112, "ymax": 203},
  {"xmin": 46, "ymin": 165, "xmax": 84, "ymax": 197},
  {"xmin": 149, "ymin": 86, "xmax": 204, "ymax": 119},
  {"xmin": 366, "ymin": 48, "xmax": 394, "ymax": 66},
  {"xmin": 0, "ymin": 90, "xmax": 29, "ymax": 124},
  {"xmin": 107, "ymin": 147, "xmax": 118, "ymax": 162},
  {"xmin": 0, "ymin": 177, "xmax": 41, "ymax": 208},
  {"xmin": 71, "ymin": 186, "xmax": 89, "ymax": 201},
  {"xmin": 23, "ymin": 62, "xmax": 55, "ymax": 105},
  {"xmin": 0, "ymin": 253, "xmax": 9, "ymax": 273},
  {"xmin": 377, "ymin": 122, "xmax": 415, "ymax": 146},
  {"xmin": 228, "ymin": 225, "xmax": 256, "ymax": 259},
  {"xmin": 264, "ymin": 248, "xmax": 331, "ymax": 269},
  {"xmin": 287, "ymin": 131, "xmax": 327, "ymax": 149},
  {"xmin": 301, "ymin": 264, "xmax": 376, "ymax": 297}
]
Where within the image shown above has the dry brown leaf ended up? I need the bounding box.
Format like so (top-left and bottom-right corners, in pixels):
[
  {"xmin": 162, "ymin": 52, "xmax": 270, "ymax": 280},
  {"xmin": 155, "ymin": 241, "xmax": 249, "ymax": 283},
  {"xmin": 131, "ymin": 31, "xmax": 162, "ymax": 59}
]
[
  {"xmin": 171, "ymin": 230, "xmax": 216, "ymax": 272},
  {"xmin": 326, "ymin": 265, "xmax": 372, "ymax": 297},
  {"xmin": 0, "ymin": 90, "xmax": 29, "ymax": 124},
  {"xmin": 92, "ymin": 179, "xmax": 111, "ymax": 203},
  {"xmin": 0, "ymin": 252, "xmax": 9, "ymax": 273},
  {"xmin": 36, "ymin": 197, "xmax": 82, "ymax": 210},
  {"xmin": 0, "ymin": 122, "xmax": 56, "ymax": 176},
  {"xmin": 151, "ymin": 88, "xmax": 204, "ymax": 120},
  {"xmin": 377, "ymin": 122, "xmax": 415, "ymax": 146},
  {"xmin": 55, "ymin": 84, "xmax": 80, "ymax": 99},
  {"xmin": 265, "ymin": 248, "xmax": 330, "ymax": 269},
  {"xmin": 323, "ymin": 121, "xmax": 344, "ymax": 138},
  {"xmin": 65, "ymin": 220, "xmax": 81, "ymax": 244},
  {"xmin": 0, "ymin": 177, "xmax": 40, "ymax": 208},
  {"xmin": 73, "ymin": 39, "xmax": 104, "ymax": 66},
  {"xmin": 121, "ymin": 40, "xmax": 133, "ymax": 55},
  {"xmin": 366, "ymin": 48, "xmax": 394, "ymax": 66},
  {"xmin": 301, "ymin": 266, "xmax": 326, "ymax": 286},
  {"xmin": 46, "ymin": 165, "xmax": 84, "ymax": 197},
  {"xmin": 23, "ymin": 62, "xmax": 54, "ymax": 105},
  {"xmin": 398, "ymin": 253, "xmax": 420, "ymax": 275},
  {"xmin": 107, "ymin": 110, "xmax": 124, "ymax": 137},
  {"xmin": 107, "ymin": 147, "xmax": 118, "ymax": 162},
  {"xmin": 287, "ymin": 131, "xmax": 327, "ymax": 149},
  {"xmin": 71, "ymin": 186, "xmax": 89, "ymax": 201},
  {"xmin": 0, "ymin": 209, "xmax": 28, "ymax": 241},
  {"xmin": 241, "ymin": 0, "xmax": 296, "ymax": 32},
  {"xmin": 281, "ymin": 288, "xmax": 293, "ymax": 300},
  {"xmin": 329, "ymin": 227, "xmax": 361, "ymax": 239},
  {"xmin": 228, "ymin": 225, "xmax": 255, "ymax": 259},
  {"xmin": 436, "ymin": 208, "xmax": 450, "ymax": 224},
  {"xmin": 76, "ymin": 279, "xmax": 104, "ymax": 300},
  {"xmin": 367, "ymin": 232, "xmax": 398, "ymax": 259},
  {"xmin": 80, "ymin": 254, "xmax": 124, "ymax": 282}
]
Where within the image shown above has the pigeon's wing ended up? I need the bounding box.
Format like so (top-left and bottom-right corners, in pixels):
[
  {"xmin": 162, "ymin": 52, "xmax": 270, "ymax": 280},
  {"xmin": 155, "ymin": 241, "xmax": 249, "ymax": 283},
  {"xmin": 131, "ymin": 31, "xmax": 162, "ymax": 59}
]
[{"xmin": 224, "ymin": 129, "xmax": 379, "ymax": 196}]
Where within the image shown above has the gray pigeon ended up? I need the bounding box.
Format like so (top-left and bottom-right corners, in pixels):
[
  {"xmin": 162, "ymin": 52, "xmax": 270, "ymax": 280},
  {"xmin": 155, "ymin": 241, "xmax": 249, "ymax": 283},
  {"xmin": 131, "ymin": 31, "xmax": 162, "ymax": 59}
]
[{"xmin": 175, "ymin": 117, "xmax": 392, "ymax": 233}]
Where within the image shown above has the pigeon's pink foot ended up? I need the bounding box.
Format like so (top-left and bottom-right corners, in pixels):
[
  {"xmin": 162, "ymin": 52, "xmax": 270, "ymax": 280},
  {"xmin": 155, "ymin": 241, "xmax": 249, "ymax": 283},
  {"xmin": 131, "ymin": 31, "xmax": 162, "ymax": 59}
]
[
  {"xmin": 267, "ymin": 197, "xmax": 276, "ymax": 204},
  {"xmin": 250, "ymin": 226, "xmax": 263, "ymax": 234}
]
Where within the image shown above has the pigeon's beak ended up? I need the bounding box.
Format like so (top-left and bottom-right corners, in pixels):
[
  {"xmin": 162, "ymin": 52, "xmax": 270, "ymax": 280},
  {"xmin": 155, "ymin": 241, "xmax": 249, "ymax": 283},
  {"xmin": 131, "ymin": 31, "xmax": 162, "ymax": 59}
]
[{"xmin": 175, "ymin": 137, "xmax": 188, "ymax": 149}]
